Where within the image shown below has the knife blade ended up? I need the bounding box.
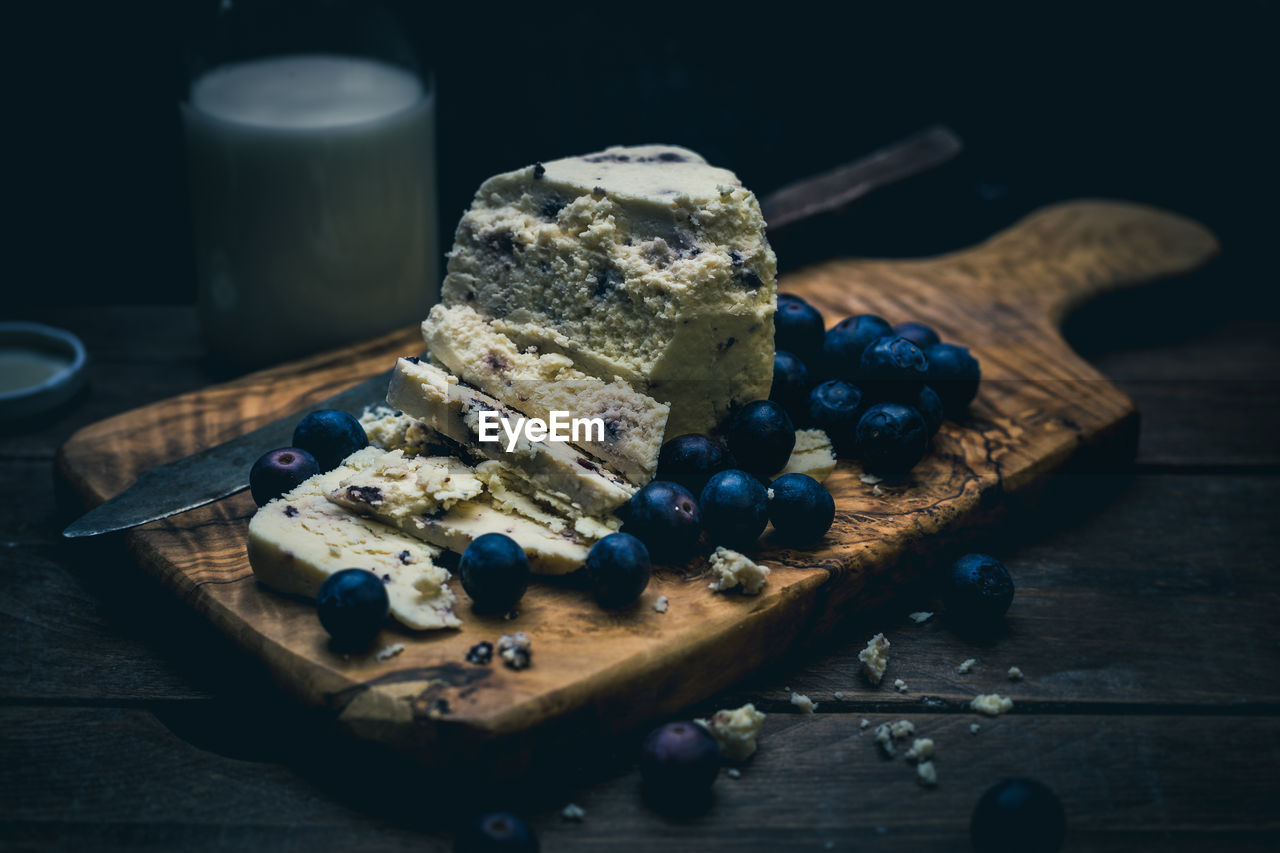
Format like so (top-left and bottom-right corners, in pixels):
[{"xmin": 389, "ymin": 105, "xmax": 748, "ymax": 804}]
[
  {"xmin": 62, "ymin": 370, "xmax": 394, "ymax": 538},
  {"xmin": 62, "ymin": 125, "xmax": 962, "ymax": 538},
  {"xmin": 760, "ymin": 125, "xmax": 962, "ymax": 229}
]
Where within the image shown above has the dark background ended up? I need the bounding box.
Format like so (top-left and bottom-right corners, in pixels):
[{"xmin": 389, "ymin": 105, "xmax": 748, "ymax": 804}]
[{"xmin": 10, "ymin": 2, "xmax": 1277, "ymax": 310}]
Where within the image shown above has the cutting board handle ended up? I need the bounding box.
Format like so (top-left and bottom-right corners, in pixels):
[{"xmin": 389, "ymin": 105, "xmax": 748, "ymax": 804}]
[{"xmin": 934, "ymin": 200, "xmax": 1220, "ymax": 326}]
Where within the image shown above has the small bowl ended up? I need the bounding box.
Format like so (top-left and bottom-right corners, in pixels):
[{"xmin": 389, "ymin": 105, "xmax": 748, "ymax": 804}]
[{"xmin": 0, "ymin": 322, "xmax": 88, "ymax": 421}]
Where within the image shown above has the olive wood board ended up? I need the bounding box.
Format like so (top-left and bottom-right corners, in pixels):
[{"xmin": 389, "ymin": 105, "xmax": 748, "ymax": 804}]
[{"xmin": 56, "ymin": 200, "xmax": 1218, "ymax": 762}]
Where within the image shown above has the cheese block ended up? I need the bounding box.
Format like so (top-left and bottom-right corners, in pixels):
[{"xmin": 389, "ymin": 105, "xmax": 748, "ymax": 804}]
[
  {"xmin": 777, "ymin": 429, "xmax": 838, "ymax": 482},
  {"xmin": 329, "ymin": 477, "xmax": 595, "ymax": 576},
  {"xmin": 247, "ymin": 449, "xmax": 461, "ymax": 630},
  {"xmin": 440, "ymin": 143, "xmax": 776, "ymax": 437},
  {"xmin": 421, "ymin": 303, "xmax": 668, "ymax": 483},
  {"xmin": 386, "ymin": 357, "xmax": 635, "ymax": 515}
]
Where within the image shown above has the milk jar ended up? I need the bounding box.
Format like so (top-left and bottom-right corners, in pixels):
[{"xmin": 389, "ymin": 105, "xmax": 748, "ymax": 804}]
[{"xmin": 182, "ymin": 4, "xmax": 436, "ymax": 365}]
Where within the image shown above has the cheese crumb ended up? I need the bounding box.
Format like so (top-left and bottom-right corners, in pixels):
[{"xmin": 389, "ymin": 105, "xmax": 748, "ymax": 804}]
[
  {"xmin": 894, "ymin": 679, "xmax": 908, "ymax": 693},
  {"xmin": 970, "ymin": 693, "xmax": 1014, "ymax": 716},
  {"xmin": 1007, "ymin": 666, "xmax": 1024, "ymax": 681},
  {"xmin": 860, "ymin": 718, "xmax": 870, "ymax": 730},
  {"xmin": 790, "ymin": 692, "xmax": 817, "ymax": 714},
  {"xmin": 904, "ymin": 738, "xmax": 934, "ymax": 762},
  {"xmin": 708, "ymin": 547, "xmax": 770, "ymax": 595},
  {"xmin": 957, "ymin": 658, "xmax": 976, "ymax": 674},
  {"xmin": 653, "ymin": 595, "xmax": 669, "ymax": 613},
  {"xmin": 907, "ymin": 611, "xmax": 934, "ymax": 623},
  {"xmin": 833, "ymin": 691, "xmax": 845, "ymax": 700},
  {"xmin": 561, "ymin": 803, "xmax": 585, "ymax": 822},
  {"xmin": 917, "ymin": 760, "xmax": 938, "ymax": 787},
  {"xmin": 873, "ymin": 719, "xmax": 916, "ymax": 756},
  {"xmin": 860, "ymin": 472, "xmax": 884, "ymax": 484},
  {"xmin": 970, "ymin": 723, "xmax": 981, "ymax": 734},
  {"xmin": 858, "ymin": 633, "xmax": 891, "ymax": 685},
  {"xmin": 703, "ymin": 703, "xmax": 766, "ymax": 762},
  {"xmin": 375, "ymin": 643, "xmax": 405, "ymax": 662},
  {"xmin": 498, "ymin": 632, "xmax": 532, "ymax": 670},
  {"xmin": 727, "ymin": 768, "xmax": 742, "ymax": 779}
]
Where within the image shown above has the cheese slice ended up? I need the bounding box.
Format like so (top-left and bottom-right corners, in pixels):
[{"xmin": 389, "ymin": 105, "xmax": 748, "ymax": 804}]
[
  {"xmin": 247, "ymin": 450, "xmax": 461, "ymax": 630},
  {"xmin": 387, "ymin": 357, "xmax": 635, "ymax": 515},
  {"xmin": 440, "ymin": 143, "xmax": 776, "ymax": 437},
  {"xmin": 421, "ymin": 303, "xmax": 668, "ymax": 483},
  {"xmin": 777, "ymin": 429, "xmax": 838, "ymax": 482}
]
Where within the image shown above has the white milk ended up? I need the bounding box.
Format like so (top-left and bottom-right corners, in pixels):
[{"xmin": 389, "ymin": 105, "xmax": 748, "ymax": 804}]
[{"xmin": 184, "ymin": 54, "xmax": 437, "ymax": 364}]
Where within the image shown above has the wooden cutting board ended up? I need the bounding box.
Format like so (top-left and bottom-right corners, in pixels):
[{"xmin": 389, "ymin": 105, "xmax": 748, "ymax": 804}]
[{"xmin": 56, "ymin": 200, "xmax": 1216, "ymax": 765}]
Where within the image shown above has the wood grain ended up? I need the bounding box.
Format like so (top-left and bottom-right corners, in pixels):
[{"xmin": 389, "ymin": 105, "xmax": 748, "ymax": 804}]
[{"xmin": 54, "ymin": 200, "xmax": 1219, "ymax": 758}]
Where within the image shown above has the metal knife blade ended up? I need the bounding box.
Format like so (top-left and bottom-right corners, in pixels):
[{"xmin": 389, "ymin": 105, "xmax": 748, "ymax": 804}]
[
  {"xmin": 760, "ymin": 125, "xmax": 962, "ymax": 229},
  {"xmin": 61, "ymin": 126, "xmax": 963, "ymax": 538},
  {"xmin": 62, "ymin": 370, "xmax": 394, "ymax": 538}
]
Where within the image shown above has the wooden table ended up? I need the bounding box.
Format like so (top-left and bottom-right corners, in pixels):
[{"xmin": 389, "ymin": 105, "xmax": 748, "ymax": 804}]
[{"xmin": 3, "ymin": 296, "xmax": 1277, "ymax": 851}]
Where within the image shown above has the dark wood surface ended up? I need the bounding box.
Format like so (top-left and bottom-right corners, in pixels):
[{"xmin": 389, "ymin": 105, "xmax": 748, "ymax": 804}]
[
  {"xmin": 4, "ymin": 278, "xmax": 1278, "ymax": 850},
  {"xmin": 49, "ymin": 202, "xmax": 1217, "ymax": 756}
]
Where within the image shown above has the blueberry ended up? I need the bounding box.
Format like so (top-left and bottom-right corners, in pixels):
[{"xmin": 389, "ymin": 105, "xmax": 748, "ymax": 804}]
[
  {"xmin": 293, "ymin": 409, "xmax": 368, "ymax": 472},
  {"xmin": 806, "ymin": 380, "xmax": 865, "ymax": 454},
  {"xmin": 585, "ymin": 532, "xmax": 651, "ymax": 608},
  {"xmin": 774, "ymin": 294, "xmax": 825, "ymax": 362},
  {"xmin": 970, "ymin": 778, "xmax": 1065, "ymax": 853},
  {"xmin": 250, "ymin": 447, "xmax": 320, "ymax": 506},
  {"xmin": 943, "ymin": 553, "xmax": 1014, "ymax": 625},
  {"xmin": 768, "ymin": 473, "xmax": 835, "ymax": 544},
  {"xmin": 769, "ymin": 351, "xmax": 810, "ymax": 418},
  {"xmin": 855, "ymin": 402, "xmax": 929, "ymax": 474},
  {"xmin": 655, "ymin": 434, "xmax": 735, "ymax": 498},
  {"xmin": 892, "ymin": 321, "xmax": 941, "ymax": 351},
  {"xmin": 621, "ymin": 481, "xmax": 702, "ymax": 562},
  {"xmin": 926, "ymin": 343, "xmax": 981, "ymax": 417},
  {"xmin": 700, "ymin": 469, "xmax": 769, "ymax": 550},
  {"xmin": 860, "ymin": 335, "xmax": 929, "ymax": 402},
  {"xmin": 316, "ymin": 568, "xmax": 389, "ymax": 649},
  {"xmin": 822, "ymin": 314, "xmax": 892, "ymax": 380},
  {"xmin": 915, "ymin": 385, "xmax": 944, "ymax": 437},
  {"xmin": 724, "ymin": 400, "xmax": 795, "ymax": 479},
  {"xmin": 459, "ymin": 533, "xmax": 530, "ymax": 613},
  {"xmin": 455, "ymin": 812, "xmax": 540, "ymax": 852},
  {"xmin": 640, "ymin": 721, "xmax": 720, "ymax": 795}
]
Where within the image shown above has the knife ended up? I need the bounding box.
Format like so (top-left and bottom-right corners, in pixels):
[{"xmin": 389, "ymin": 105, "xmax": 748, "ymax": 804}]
[
  {"xmin": 62, "ymin": 126, "xmax": 962, "ymax": 538},
  {"xmin": 62, "ymin": 370, "xmax": 393, "ymax": 537}
]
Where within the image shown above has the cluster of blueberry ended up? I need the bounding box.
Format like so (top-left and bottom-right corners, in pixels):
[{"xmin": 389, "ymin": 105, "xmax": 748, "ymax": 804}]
[
  {"xmin": 621, "ymin": 422, "xmax": 836, "ymax": 568},
  {"xmin": 773, "ymin": 293, "xmax": 981, "ymax": 473},
  {"xmin": 249, "ymin": 409, "xmax": 369, "ymax": 506}
]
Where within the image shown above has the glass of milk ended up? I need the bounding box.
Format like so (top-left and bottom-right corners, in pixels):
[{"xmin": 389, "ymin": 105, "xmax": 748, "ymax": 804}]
[{"xmin": 182, "ymin": 3, "xmax": 436, "ymax": 366}]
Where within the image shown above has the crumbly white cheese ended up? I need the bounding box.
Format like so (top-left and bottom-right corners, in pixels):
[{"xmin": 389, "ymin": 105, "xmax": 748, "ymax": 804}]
[
  {"xmin": 726, "ymin": 768, "xmax": 742, "ymax": 779},
  {"xmin": 957, "ymin": 658, "xmax": 976, "ymax": 674},
  {"xmin": 790, "ymin": 692, "xmax": 817, "ymax": 714},
  {"xmin": 498, "ymin": 632, "xmax": 532, "ymax": 669},
  {"xmin": 894, "ymin": 679, "xmax": 908, "ymax": 693},
  {"xmin": 904, "ymin": 738, "xmax": 934, "ymax": 762},
  {"xmin": 860, "ymin": 718, "xmax": 870, "ymax": 730},
  {"xmin": 917, "ymin": 760, "xmax": 938, "ymax": 787},
  {"xmin": 859, "ymin": 633, "xmax": 890, "ymax": 685},
  {"xmin": 375, "ymin": 643, "xmax": 406, "ymax": 661},
  {"xmin": 701, "ymin": 703, "xmax": 766, "ymax": 761},
  {"xmin": 246, "ymin": 449, "xmax": 461, "ymax": 631},
  {"xmin": 441, "ymin": 144, "xmax": 776, "ymax": 437},
  {"xmin": 907, "ymin": 611, "xmax": 934, "ymax": 624},
  {"xmin": 833, "ymin": 691, "xmax": 845, "ymax": 700},
  {"xmin": 652, "ymin": 595, "xmax": 669, "ymax": 613},
  {"xmin": 421, "ymin": 304, "xmax": 669, "ymax": 483},
  {"xmin": 970, "ymin": 693, "xmax": 1014, "ymax": 716},
  {"xmin": 777, "ymin": 428, "xmax": 838, "ymax": 482},
  {"xmin": 388, "ymin": 358, "xmax": 635, "ymax": 514},
  {"xmin": 708, "ymin": 547, "xmax": 770, "ymax": 595},
  {"xmin": 859, "ymin": 472, "xmax": 884, "ymax": 485},
  {"xmin": 472, "ymin": 459, "xmax": 620, "ymax": 540},
  {"xmin": 970, "ymin": 723, "xmax": 982, "ymax": 735},
  {"xmin": 561, "ymin": 803, "xmax": 585, "ymax": 822},
  {"xmin": 330, "ymin": 449, "xmax": 484, "ymax": 524},
  {"xmin": 359, "ymin": 407, "xmax": 448, "ymax": 457},
  {"xmin": 1008, "ymin": 666, "xmax": 1024, "ymax": 681}
]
